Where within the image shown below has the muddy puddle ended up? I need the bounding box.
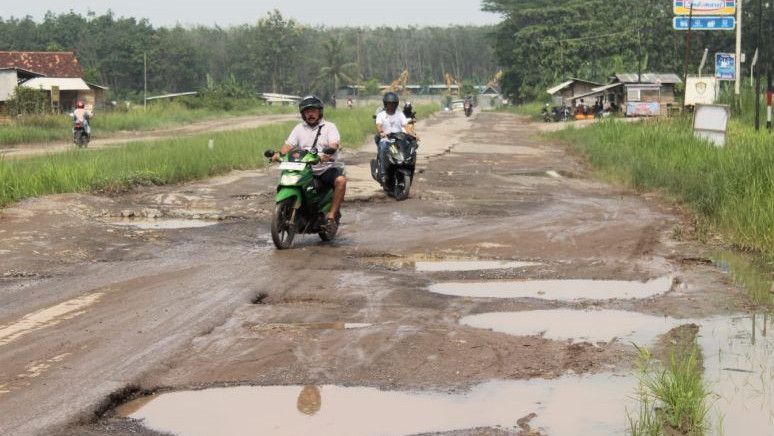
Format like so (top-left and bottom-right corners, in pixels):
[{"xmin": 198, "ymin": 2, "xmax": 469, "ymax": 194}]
[
  {"xmin": 460, "ymin": 309, "xmax": 681, "ymax": 345},
  {"xmin": 414, "ymin": 260, "xmax": 540, "ymax": 272},
  {"xmin": 119, "ymin": 373, "xmax": 636, "ymax": 436},
  {"xmin": 700, "ymin": 313, "xmax": 774, "ymax": 434},
  {"xmin": 428, "ymin": 276, "xmax": 673, "ymax": 300},
  {"xmin": 106, "ymin": 219, "xmax": 219, "ymax": 230}
]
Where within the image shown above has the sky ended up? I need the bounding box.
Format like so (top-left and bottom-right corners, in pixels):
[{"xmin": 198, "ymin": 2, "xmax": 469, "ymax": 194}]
[{"xmin": 2, "ymin": 0, "xmax": 502, "ymax": 27}]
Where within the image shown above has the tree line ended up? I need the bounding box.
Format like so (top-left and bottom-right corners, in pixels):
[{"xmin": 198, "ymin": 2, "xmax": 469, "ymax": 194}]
[
  {"xmin": 0, "ymin": 10, "xmax": 496, "ymax": 100},
  {"xmin": 484, "ymin": 0, "xmax": 773, "ymax": 101}
]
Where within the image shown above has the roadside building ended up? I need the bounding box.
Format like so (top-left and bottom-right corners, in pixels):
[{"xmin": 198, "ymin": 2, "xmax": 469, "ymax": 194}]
[
  {"xmin": 0, "ymin": 51, "xmax": 109, "ymax": 111},
  {"xmin": 546, "ymin": 78, "xmax": 603, "ymax": 107},
  {"xmin": 609, "ymin": 73, "xmax": 682, "ymax": 117}
]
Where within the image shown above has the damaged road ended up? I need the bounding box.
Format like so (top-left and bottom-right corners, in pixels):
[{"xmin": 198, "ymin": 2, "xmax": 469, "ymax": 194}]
[{"xmin": 0, "ymin": 112, "xmax": 763, "ymax": 435}]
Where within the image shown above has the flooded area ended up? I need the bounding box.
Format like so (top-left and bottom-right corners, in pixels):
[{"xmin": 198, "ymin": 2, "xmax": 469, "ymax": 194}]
[
  {"xmin": 460, "ymin": 309, "xmax": 682, "ymax": 345},
  {"xmin": 428, "ymin": 276, "xmax": 673, "ymax": 300},
  {"xmin": 120, "ymin": 373, "xmax": 637, "ymax": 436},
  {"xmin": 106, "ymin": 218, "xmax": 219, "ymax": 230},
  {"xmin": 700, "ymin": 314, "xmax": 774, "ymax": 434},
  {"xmin": 414, "ymin": 260, "xmax": 540, "ymax": 272}
]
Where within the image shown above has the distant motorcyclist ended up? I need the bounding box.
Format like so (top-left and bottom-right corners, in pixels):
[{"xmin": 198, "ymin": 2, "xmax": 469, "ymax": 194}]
[
  {"xmin": 273, "ymin": 96, "xmax": 346, "ymax": 234},
  {"xmin": 375, "ymin": 92, "xmax": 415, "ymax": 182},
  {"xmin": 71, "ymin": 101, "xmax": 92, "ymax": 136}
]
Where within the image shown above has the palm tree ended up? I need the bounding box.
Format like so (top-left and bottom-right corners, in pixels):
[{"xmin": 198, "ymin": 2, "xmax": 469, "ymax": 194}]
[{"xmin": 315, "ymin": 37, "xmax": 358, "ymax": 101}]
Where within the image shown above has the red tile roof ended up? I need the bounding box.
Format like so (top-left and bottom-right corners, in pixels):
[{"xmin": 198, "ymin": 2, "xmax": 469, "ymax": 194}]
[{"xmin": 0, "ymin": 51, "xmax": 83, "ymax": 78}]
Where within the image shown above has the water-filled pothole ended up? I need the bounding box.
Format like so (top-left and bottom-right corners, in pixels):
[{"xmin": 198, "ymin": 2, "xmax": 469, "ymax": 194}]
[
  {"xmin": 107, "ymin": 219, "xmax": 218, "ymax": 230},
  {"xmin": 461, "ymin": 309, "xmax": 681, "ymax": 345},
  {"xmin": 700, "ymin": 313, "xmax": 774, "ymax": 434},
  {"xmin": 428, "ymin": 276, "xmax": 673, "ymax": 300},
  {"xmin": 414, "ymin": 260, "xmax": 540, "ymax": 272},
  {"xmin": 118, "ymin": 373, "xmax": 636, "ymax": 436}
]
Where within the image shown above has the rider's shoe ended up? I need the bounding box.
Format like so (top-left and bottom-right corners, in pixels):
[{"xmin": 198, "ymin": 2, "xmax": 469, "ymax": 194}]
[{"xmin": 325, "ymin": 217, "xmax": 338, "ymax": 235}]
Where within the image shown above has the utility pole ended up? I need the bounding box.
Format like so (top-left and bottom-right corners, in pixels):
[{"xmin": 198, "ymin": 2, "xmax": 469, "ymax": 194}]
[
  {"xmin": 682, "ymin": 3, "xmax": 694, "ymax": 89},
  {"xmin": 143, "ymin": 52, "xmax": 147, "ymax": 112},
  {"xmin": 735, "ymin": 0, "xmax": 743, "ymax": 100},
  {"xmin": 755, "ymin": 0, "xmax": 762, "ymax": 130}
]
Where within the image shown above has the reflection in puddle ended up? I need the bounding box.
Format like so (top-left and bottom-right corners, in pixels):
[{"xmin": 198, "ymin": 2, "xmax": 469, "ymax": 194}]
[
  {"xmin": 121, "ymin": 373, "xmax": 636, "ymax": 436},
  {"xmin": 107, "ymin": 219, "xmax": 218, "ymax": 230},
  {"xmin": 461, "ymin": 309, "xmax": 680, "ymax": 345},
  {"xmin": 428, "ymin": 276, "xmax": 672, "ymax": 300},
  {"xmin": 700, "ymin": 314, "xmax": 774, "ymax": 434},
  {"xmin": 414, "ymin": 260, "xmax": 540, "ymax": 272},
  {"xmin": 711, "ymin": 251, "xmax": 773, "ymax": 306}
]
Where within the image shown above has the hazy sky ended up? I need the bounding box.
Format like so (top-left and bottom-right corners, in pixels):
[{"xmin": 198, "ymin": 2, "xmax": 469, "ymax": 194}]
[{"xmin": 3, "ymin": 1, "xmax": 502, "ymax": 27}]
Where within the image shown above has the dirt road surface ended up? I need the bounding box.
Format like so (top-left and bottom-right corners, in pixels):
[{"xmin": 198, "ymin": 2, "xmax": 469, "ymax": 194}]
[
  {"xmin": 0, "ymin": 113, "xmax": 298, "ymax": 159},
  {"xmin": 0, "ymin": 112, "xmax": 760, "ymax": 435}
]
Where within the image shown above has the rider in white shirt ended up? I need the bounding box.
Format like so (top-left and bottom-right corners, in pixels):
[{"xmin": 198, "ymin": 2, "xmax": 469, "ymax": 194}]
[{"xmin": 375, "ymin": 92, "xmax": 414, "ymax": 181}]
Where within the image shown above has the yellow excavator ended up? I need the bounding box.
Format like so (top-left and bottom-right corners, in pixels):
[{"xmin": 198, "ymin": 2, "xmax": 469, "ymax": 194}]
[
  {"xmin": 486, "ymin": 70, "xmax": 503, "ymax": 90},
  {"xmin": 444, "ymin": 72, "xmax": 461, "ymax": 95},
  {"xmin": 385, "ymin": 69, "xmax": 410, "ymax": 95}
]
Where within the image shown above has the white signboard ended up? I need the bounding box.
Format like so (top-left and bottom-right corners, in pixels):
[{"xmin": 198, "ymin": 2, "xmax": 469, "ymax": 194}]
[
  {"xmin": 684, "ymin": 77, "xmax": 718, "ymax": 106},
  {"xmin": 693, "ymin": 104, "xmax": 730, "ymax": 147}
]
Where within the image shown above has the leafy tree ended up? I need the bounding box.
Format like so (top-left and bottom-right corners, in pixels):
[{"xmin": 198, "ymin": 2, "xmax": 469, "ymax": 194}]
[{"xmin": 315, "ymin": 36, "xmax": 357, "ymax": 99}]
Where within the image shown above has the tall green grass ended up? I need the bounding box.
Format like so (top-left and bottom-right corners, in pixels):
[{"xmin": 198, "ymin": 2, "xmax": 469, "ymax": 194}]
[
  {"xmin": 499, "ymin": 101, "xmax": 546, "ymax": 120},
  {"xmin": 553, "ymin": 117, "xmax": 774, "ymax": 257},
  {"xmin": 629, "ymin": 344, "xmax": 711, "ymax": 436},
  {"xmin": 0, "ymin": 107, "xmax": 428, "ymax": 207},
  {"xmin": 0, "ymin": 102, "xmax": 295, "ymax": 146}
]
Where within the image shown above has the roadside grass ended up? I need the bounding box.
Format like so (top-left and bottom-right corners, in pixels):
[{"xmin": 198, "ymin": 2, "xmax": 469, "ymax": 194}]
[
  {"xmin": 628, "ymin": 343, "xmax": 711, "ymax": 436},
  {"xmin": 0, "ymin": 102, "xmax": 295, "ymax": 146},
  {"xmin": 551, "ymin": 117, "xmax": 774, "ymax": 257},
  {"xmin": 0, "ymin": 107, "xmax": 433, "ymax": 207},
  {"xmin": 499, "ymin": 101, "xmax": 546, "ymax": 120}
]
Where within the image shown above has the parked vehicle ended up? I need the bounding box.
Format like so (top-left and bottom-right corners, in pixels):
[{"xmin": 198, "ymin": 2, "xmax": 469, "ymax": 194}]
[
  {"xmin": 370, "ymin": 132, "xmax": 418, "ymax": 201},
  {"xmin": 264, "ymin": 147, "xmax": 340, "ymax": 249},
  {"xmin": 72, "ymin": 121, "xmax": 89, "ymax": 147}
]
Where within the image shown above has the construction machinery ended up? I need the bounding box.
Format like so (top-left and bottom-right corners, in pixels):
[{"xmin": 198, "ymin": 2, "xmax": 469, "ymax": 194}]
[
  {"xmin": 385, "ymin": 69, "xmax": 410, "ymax": 95},
  {"xmin": 486, "ymin": 70, "xmax": 503, "ymax": 90},
  {"xmin": 444, "ymin": 72, "xmax": 461, "ymax": 95}
]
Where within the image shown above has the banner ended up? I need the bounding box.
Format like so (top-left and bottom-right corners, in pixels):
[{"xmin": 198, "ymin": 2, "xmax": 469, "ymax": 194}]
[
  {"xmin": 674, "ymin": 0, "xmax": 736, "ymax": 16},
  {"xmin": 715, "ymin": 53, "xmax": 736, "ymax": 80}
]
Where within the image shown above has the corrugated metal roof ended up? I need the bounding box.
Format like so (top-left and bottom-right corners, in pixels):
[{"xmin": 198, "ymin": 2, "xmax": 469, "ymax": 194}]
[
  {"xmin": 571, "ymin": 83, "xmax": 624, "ymax": 101},
  {"xmin": 613, "ymin": 73, "xmax": 682, "ymax": 84},
  {"xmin": 0, "ymin": 51, "xmax": 83, "ymax": 78},
  {"xmin": 21, "ymin": 77, "xmax": 90, "ymax": 91},
  {"xmin": 547, "ymin": 80, "xmax": 574, "ymax": 95}
]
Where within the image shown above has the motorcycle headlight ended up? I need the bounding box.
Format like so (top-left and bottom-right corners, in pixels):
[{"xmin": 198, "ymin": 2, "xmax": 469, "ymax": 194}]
[{"xmin": 280, "ymin": 173, "xmax": 303, "ymax": 185}]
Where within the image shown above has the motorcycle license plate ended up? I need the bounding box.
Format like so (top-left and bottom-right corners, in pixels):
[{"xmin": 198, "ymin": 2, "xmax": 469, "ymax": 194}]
[{"xmin": 278, "ymin": 162, "xmax": 307, "ymax": 171}]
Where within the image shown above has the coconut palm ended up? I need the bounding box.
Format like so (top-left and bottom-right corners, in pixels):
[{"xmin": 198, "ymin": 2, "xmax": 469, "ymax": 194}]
[{"xmin": 315, "ymin": 36, "xmax": 358, "ymax": 101}]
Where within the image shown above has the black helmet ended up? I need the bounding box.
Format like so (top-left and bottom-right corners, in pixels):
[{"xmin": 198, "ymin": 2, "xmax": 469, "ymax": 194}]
[
  {"xmin": 383, "ymin": 92, "xmax": 399, "ymax": 105},
  {"xmin": 299, "ymin": 95, "xmax": 324, "ymax": 113}
]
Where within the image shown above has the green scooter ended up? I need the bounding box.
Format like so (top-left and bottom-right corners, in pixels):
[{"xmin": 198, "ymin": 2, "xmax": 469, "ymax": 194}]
[{"xmin": 263, "ymin": 148, "xmax": 340, "ymax": 249}]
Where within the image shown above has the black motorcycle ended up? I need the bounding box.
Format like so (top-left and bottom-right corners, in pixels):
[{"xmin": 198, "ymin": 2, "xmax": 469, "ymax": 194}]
[{"xmin": 370, "ymin": 132, "xmax": 418, "ymax": 201}]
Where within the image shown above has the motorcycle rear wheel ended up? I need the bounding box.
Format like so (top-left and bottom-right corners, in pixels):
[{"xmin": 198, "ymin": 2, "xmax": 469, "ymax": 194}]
[{"xmin": 271, "ymin": 198, "xmax": 297, "ymax": 249}]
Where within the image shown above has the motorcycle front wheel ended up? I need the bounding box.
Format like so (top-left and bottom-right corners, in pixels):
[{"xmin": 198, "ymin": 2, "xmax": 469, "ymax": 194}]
[
  {"xmin": 393, "ymin": 170, "xmax": 411, "ymax": 201},
  {"xmin": 271, "ymin": 198, "xmax": 297, "ymax": 249}
]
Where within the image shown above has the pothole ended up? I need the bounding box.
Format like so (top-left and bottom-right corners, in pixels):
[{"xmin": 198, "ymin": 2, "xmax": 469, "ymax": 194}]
[
  {"xmin": 427, "ymin": 276, "xmax": 673, "ymax": 300},
  {"xmin": 414, "ymin": 260, "xmax": 541, "ymax": 272},
  {"xmin": 118, "ymin": 373, "xmax": 636, "ymax": 436},
  {"xmin": 699, "ymin": 314, "xmax": 774, "ymax": 434},
  {"xmin": 106, "ymin": 218, "xmax": 219, "ymax": 230},
  {"xmin": 460, "ymin": 309, "xmax": 682, "ymax": 345}
]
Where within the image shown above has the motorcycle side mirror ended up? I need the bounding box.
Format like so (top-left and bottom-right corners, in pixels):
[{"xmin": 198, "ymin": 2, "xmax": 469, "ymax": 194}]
[{"xmin": 263, "ymin": 150, "xmax": 275, "ymax": 158}]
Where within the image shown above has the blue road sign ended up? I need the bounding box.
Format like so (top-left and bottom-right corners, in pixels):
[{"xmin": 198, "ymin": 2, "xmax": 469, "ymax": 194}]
[{"xmin": 673, "ymin": 16, "xmax": 736, "ymax": 30}]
